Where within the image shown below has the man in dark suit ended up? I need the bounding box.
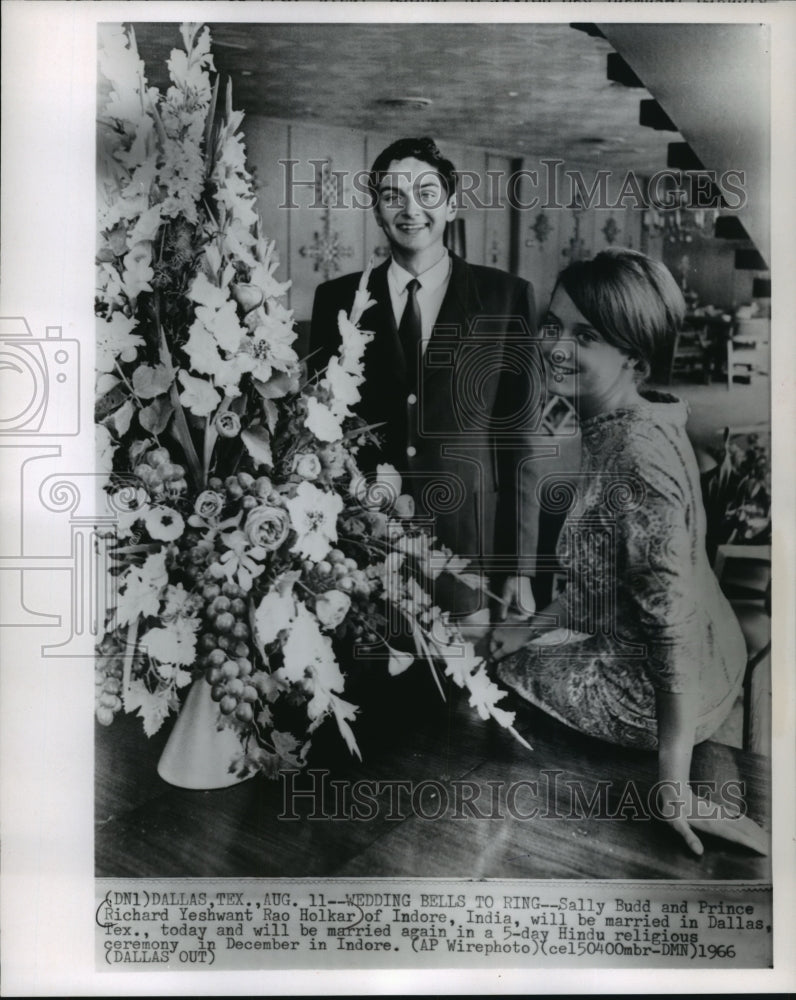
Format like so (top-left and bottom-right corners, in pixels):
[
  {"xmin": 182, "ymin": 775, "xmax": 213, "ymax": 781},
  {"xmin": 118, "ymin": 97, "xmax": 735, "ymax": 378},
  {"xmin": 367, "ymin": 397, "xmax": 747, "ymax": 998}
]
[{"xmin": 310, "ymin": 137, "xmax": 543, "ymax": 623}]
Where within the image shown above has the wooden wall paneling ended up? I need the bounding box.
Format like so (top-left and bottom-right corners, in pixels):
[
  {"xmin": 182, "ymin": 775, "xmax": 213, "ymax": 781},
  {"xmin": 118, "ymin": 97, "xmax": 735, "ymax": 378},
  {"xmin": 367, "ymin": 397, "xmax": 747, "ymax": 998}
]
[
  {"xmin": 288, "ymin": 124, "xmax": 368, "ymax": 321},
  {"xmin": 456, "ymin": 148, "xmax": 488, "ymax": 267},
  {"xmin": 436, "ymin": 142, "xmax": 487, "ymax": 267},
  {"xmin": 363, "ymin": 131, "xmax": 397, "ymax": 269},
  {"xmin": 243, "ymin": 117, "xmax": 291, "ymax": 306},
  {"xmin": 483, "ymin": 153, "xmax": 514, "ymax": 272},
  {"xmin": 515, "ymin": 155, "xmax": 564, "ymax": 316}
]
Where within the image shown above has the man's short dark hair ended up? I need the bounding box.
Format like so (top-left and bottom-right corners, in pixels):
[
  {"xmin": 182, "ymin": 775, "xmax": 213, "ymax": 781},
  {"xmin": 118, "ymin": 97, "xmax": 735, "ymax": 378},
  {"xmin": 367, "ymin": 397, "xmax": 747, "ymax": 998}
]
[{"xmin": 367, "ymin": 137, "xmax": 458, "ymax": 203}]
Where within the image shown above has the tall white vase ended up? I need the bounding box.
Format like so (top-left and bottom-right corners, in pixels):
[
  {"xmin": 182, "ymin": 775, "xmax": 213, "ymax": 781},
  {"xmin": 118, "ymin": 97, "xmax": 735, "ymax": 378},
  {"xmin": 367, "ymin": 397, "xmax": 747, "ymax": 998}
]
[{"xmin": 157, "ymin": 678, "xmax": 252, "ymax": 789}]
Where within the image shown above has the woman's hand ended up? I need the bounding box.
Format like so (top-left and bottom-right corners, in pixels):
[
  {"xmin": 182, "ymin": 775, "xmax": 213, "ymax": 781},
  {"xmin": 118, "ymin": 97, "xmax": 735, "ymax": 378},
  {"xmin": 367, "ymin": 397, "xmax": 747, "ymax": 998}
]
[{"xmin": 489, "ymin": 622, "xmax": 540, "ymax": 661}]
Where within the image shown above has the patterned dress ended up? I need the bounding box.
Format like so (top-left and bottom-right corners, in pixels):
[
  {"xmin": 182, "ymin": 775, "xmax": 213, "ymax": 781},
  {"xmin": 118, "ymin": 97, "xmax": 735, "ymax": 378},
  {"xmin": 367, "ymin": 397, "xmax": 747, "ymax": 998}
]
[{"xmin": 497, "ymin": 391, "xmax": 746, "ymax": 749}]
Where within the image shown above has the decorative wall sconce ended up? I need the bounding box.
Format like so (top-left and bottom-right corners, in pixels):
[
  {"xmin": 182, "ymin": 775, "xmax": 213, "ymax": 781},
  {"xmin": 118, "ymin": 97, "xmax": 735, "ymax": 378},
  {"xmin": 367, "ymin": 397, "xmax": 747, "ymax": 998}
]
[
  {"xmin": 601, "ymin": 216, "xmax": 620, "ymax": 245},
  {"xmin": 525, "ymin": 211, "xmax": 552, "ymax": 247},
  {"xmin": 561, "ymin": 203, "xmax": 588, "ymax": 262}
]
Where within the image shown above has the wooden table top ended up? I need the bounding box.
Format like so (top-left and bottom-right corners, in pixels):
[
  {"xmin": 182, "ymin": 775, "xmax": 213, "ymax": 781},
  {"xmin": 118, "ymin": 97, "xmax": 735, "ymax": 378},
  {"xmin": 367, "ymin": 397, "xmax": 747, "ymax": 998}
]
[{"xmin": 95, "ymin": 671, "xmax": 770, "ymax": 881}]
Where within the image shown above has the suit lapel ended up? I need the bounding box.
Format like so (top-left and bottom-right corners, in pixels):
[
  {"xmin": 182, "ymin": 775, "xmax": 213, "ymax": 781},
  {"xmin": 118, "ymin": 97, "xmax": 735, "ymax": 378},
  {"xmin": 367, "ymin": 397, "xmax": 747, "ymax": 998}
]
[
  {"xmin": 433, "ymin": 253, "xmax": 480, "ymax": 334},
  {"xmin": 360, "ymin": 259, "xmax": 407, "ymax": 385},
  {"xmin": 424, "ymin": 254, "xmax": 480, "ymax": 389}
]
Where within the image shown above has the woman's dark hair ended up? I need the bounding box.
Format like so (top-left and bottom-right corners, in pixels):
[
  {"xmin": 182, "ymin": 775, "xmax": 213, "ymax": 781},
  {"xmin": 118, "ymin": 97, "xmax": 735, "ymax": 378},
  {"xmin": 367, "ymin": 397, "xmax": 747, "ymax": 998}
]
[
  {"xmin": 554, "ymin": 248, "xmax": 685, "ymax": 380},
  {"xmin": 367, "ymin": 137, "xmax": 458, "ymax": 204}
]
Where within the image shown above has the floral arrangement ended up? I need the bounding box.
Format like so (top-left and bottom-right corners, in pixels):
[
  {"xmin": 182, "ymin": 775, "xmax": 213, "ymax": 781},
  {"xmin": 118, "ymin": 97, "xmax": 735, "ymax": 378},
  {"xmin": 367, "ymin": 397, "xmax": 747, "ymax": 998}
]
[{"xmin": 94, "ymin": 23, "xmax": 528, "ymax": 779}]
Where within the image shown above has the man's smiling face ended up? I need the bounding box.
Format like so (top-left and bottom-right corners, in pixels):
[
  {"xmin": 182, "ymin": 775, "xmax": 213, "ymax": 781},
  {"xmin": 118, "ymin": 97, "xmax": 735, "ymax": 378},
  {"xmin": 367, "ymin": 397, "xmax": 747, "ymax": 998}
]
[{"xmin": 373, "ymin": 156, "xmax": 457, "ymax": 260}]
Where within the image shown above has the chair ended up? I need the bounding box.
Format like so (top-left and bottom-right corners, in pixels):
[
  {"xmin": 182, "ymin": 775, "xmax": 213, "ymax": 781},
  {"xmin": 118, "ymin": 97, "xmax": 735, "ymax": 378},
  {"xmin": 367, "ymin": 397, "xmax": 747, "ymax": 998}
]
[
  {"xmin": 699, "ymin": 423, "xmax": 771, "ymax": 754},
  {"xmin": 726, "ymin": 317, "xmax": 770, "ymax": 391},
  {"xmin": 667, "ymin": 322, "xmax": 711, "ymax": 384},
  {"xmin": 713, "ymin": 544, "xmax": 771, "ymax": 755}
]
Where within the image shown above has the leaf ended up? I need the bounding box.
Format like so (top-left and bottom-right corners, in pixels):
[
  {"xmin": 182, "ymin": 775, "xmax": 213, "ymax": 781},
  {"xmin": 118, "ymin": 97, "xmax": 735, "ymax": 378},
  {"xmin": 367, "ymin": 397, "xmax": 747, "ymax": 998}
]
[
  {"xmin": 110, "ymin": 398, "xmax": 135, "ymax": 437},
  {"xmin": 329, "ymin": 695, "xmax": 361, "ymax": 761},
  {"xmin": 96, "ymin": 373, "xmax": 120, "ymax": 397},
  {"xmin": 139, "ymin": 395, "xmax": 174, "ymax": 435},
  {"xmin": 95, "ymin": 382, "xmax": 128, "ymax": 422},
  {"xmin": 256, "ymin": 705, "xmax": 274, "ymax": 729},
  {"xmin": 177, "ymin": 369, "xmax": 221, "ymax": 417},
  {"xmin": 132, "ymin": 363, "xmax": 172, "ymax": 399},
  {"xmin": 123, "ymin": 678, "xmax": 176, "ymax": 737},
  {"xmin": 262, "ymin": 397, "xmax": 279, "ymax": 434},
  {"xmin": 241, "ymin": 426, "xmax": 273, "ymax": 469},
  {"xmin": 271, "ymin": 730, "xmax": 302, "ymax": 768}
]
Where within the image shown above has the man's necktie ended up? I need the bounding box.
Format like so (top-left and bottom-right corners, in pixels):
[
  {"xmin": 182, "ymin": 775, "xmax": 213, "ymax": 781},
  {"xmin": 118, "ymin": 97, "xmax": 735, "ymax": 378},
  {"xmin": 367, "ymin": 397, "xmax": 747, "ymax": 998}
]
[{"xmin": 398, "ymin": 278, "xmax": 422, "ymax": 388}]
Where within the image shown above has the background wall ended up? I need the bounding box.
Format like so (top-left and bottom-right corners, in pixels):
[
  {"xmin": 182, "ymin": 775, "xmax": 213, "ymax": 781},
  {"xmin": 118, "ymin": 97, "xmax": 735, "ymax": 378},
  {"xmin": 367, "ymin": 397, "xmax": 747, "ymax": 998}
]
[{"xmin": 244, "ymin": 116, "xmax": 647, "ymax": 336}]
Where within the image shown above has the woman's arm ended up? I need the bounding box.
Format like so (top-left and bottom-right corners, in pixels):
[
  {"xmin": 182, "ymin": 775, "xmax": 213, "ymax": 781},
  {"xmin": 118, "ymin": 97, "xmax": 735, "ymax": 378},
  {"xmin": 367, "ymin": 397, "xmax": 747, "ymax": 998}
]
[
  {"xmin": 655, "ymin": 688, "xmax": 703, "ymax": 855},
  {"xmin": 490, "ymin": 593, "xmax": 572, "ymax": 659}
]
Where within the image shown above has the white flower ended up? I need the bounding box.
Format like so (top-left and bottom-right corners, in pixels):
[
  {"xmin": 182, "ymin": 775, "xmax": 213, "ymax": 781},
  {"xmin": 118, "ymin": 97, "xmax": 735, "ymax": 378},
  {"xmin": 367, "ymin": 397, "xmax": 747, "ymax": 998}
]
[
  {"xmin": 285, "ymin": 481, "xmax": 343, "ymax": 563},
  {"xmin": 184, "ymin": 320, "xmax": 221, "ymax": 376},
  {"xmin": 337, "ymin": 313, "xmax": 373, "ymax": 376},
  {"xmin": 305, "ymin": 397, "xmax": 344, "ymax": 443},
  {"xmin": 189, "ymin": 271, "xmax": 229, "ymax": 311},
  {"xmin": 281, "ymin": 603, "xmax": 345, "ymax": 695},
  {"xmin": 315, "ymin": 590, "xmax": 351, "ymax": 629},
  {"xmin": 254, "ymin": 586, "xmax": 296, "ymax": 648},
  {"xmin": 348, "ymin": 260, "xmax": 377, "ymax": 327},
  {"xmin": 292, "ymin": 452, "xmax": 322, "ymax": 480},
  {"xmin": 217, "ymin": 528, "xmax": 267, "ymax": 592},
  {"xmin": 394, "ymin": 494, "xmax": 415, "ymax": 519},
  {"xmin": 387, "ymin": 647, "xmax": 415, "ymax": 676},
  {"xmin": 161, "ymin": 584, "xmax": 200, "ymax": 621},
  {"xmin": 145, "ymin": 505, "xmax": 185, "ymax": 542},
  {"xmin": 121, "ymin": 243, "xmax": 154, "ymax": 301},
  {"xmin": 371, "ymin": 463, "xmax": 402, "ymax": 509},
  {"xmin": 196, "ymin": 301, "xmax": 245, "ymax": 353},
  {"xmin": 319, "ymin": 443, "xmax": 347, "ymax": 479},
  {"xmin": 323, "ymin": 356, "xmax": 360, "ymax": 415}
]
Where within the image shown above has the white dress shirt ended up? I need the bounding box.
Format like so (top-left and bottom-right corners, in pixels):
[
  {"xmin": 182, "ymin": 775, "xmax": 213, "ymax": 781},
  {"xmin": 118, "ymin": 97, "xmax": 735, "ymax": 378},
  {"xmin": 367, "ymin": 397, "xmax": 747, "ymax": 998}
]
[{"xmin": 386, "ymin": 251, "xmax": 452, "ymax": 352}]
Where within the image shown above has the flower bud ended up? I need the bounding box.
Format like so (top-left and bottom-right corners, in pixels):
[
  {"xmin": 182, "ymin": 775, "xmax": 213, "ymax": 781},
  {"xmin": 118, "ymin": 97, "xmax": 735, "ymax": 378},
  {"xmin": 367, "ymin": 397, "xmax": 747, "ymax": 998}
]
[{"xmin": 215, "ymin": 410, "xmax": 242, "ymax": 438}]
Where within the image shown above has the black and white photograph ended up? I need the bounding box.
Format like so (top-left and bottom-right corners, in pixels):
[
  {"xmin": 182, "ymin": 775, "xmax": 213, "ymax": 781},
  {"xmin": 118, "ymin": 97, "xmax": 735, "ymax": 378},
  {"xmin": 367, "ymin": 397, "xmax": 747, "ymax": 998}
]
[{"xmin": 1, "ymin": 1, "xmax": 794, "ymax": 994}]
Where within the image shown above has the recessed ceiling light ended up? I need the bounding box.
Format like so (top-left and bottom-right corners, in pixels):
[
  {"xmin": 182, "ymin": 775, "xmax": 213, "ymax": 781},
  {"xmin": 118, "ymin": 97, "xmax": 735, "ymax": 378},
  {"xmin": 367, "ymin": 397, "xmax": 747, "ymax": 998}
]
[
  {"xmin": 508, "ymin": 91, "xmax": 519, "ymax": 98},
  {"xmin": 376, "ymin": 96, "xmax": 433, "ymax": 110},
  {"xmin": 240, "ymin": 70, "xmax": 253, "ymax": 77}
]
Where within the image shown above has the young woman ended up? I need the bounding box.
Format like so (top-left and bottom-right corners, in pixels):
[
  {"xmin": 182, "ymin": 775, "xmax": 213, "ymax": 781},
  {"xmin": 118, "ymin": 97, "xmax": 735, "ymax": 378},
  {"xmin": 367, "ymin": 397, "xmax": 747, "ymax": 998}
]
[{"xmin": 490, "ymin": 249, "xmax": 764, "ymax": 856}]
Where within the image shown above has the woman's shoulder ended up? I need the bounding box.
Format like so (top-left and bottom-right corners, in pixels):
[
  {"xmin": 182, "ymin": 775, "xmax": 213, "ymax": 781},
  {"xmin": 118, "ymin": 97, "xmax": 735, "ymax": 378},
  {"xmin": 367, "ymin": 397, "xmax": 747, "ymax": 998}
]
[{"xmin": 584, "ymin": 394, "xmax": 694, "ymax": 495}]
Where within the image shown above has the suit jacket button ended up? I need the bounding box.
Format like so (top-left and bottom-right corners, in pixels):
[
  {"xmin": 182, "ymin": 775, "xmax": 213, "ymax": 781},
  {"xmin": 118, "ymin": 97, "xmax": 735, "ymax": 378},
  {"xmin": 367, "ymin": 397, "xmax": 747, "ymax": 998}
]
[
  {"xmin": 406, "ymin": 445, "xmax": 416, "ymax": 458},
  {"xmin": 407, "ymin": 393, "xmax": 417, "ymax": 405}
]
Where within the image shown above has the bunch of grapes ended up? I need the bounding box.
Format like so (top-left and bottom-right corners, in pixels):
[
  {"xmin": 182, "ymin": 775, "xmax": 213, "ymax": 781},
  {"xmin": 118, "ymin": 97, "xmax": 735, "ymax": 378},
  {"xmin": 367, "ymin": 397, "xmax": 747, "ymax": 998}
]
[
  {"xmin": 134, "ymin": 446, "xmax": 188, "ymax": 501},
  {"xmin": 304, "ymin": 548, "xmax": 378, "ymax": 642},
  {"xmin": 95, "ymin": 654, "xmax": 124, "ymax": 725},
  {"xmin": 305, "ymin": 548, "xmax": 366, "ymax": 596},
  {"xmin": 197, "ymin": 578, "xmax": 265, "ymax": 724}
]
